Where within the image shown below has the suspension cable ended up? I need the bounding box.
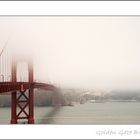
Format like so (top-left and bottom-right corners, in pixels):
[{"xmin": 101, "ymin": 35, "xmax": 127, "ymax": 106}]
[
  {"xmin": 0, "ymin": 38, "xmax": 9, "ymax": 57},
  {"xmin": 0, "ymin": 37, "xmax": 10, "ymax": 81}
]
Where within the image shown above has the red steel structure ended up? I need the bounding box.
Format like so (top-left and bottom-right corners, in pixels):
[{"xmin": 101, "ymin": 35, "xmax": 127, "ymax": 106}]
[
  {"xmin": 10, "ymin": 58, "xmax": 34, "ymax": 124},
  {"xmin": 0, "ymin": 43, "xmax": 62, "ymax": 124}
]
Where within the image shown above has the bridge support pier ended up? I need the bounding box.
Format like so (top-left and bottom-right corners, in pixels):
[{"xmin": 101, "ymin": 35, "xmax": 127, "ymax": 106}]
[
  {"xmin": 10, "ymin": 89, "xmax": 34, "ymax": 124},
  {"xmin": 11, "ymin": 60, "xmax": 17, "ymax": 124},
  {"xmin": 28, "ymin": 88, "xmax": 34, "ymax": 124},
  {"xmin": 28, "ymin": 61, "xmax": 34, "ymax": 124},
  {"xmin": 10, "ymin": 92, "xmax": 17, "ymax": 124}
]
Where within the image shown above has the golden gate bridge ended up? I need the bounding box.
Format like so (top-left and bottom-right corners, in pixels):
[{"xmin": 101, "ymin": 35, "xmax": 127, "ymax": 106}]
[{"xmin": 0, "ymin": 40, "xmax": 62, "ymax": 124}]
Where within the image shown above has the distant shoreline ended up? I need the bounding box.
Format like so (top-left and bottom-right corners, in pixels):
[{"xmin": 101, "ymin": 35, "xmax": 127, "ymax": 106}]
[{"xmin": 0, "ymin": 100, "xmax": 140, "ymax": 108}]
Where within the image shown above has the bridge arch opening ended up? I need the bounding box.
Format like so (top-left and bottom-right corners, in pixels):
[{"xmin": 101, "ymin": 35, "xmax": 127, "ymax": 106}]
[{"xmin": 17, "ymin": 62, "xmax": 28, "ymax": 82}]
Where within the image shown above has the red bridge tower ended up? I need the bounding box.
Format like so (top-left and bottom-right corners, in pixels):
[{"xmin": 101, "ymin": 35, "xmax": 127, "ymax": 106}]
[{"xmin": 10, "ymin": 58, "xmax": 34, "ymax": 124}]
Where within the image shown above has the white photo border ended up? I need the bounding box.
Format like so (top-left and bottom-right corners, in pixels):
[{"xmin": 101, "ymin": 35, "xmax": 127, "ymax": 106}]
[{"xmin": 0, "ymin": 1, "xmax": 139, "ymax": 15}]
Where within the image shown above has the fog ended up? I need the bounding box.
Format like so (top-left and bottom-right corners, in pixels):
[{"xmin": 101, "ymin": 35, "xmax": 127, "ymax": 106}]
[{"xmin": 0, "ymin": 16, "xmax": 140, "ymax": 90}]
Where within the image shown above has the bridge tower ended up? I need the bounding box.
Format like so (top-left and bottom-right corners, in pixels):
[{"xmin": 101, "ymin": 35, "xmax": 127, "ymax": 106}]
[{"xmin": 10, "ymin": 58, "xmax": 34, "ymax": 124}]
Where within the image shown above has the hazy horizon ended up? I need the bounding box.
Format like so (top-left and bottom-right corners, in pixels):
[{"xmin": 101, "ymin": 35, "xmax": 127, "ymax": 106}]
[{"xmin": 0, "ymin": 16, "xmax": 140, "ymax": 91}]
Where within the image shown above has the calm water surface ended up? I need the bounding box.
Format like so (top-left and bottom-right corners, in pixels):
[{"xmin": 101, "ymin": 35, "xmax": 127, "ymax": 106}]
[{"xmin": 0, "ymin": 102, "xmax": 140, "ymax": 124}]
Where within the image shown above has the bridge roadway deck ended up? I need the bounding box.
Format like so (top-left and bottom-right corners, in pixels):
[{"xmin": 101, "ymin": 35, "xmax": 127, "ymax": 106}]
[{"xmin": 0, "ymin": 82, "xmax": 56, "ymax": 94}]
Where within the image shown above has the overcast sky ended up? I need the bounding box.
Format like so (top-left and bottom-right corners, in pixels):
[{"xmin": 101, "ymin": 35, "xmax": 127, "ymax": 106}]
[{"xmin": 0, "ymin": 16, "xmax": 140, "ymax": 90}]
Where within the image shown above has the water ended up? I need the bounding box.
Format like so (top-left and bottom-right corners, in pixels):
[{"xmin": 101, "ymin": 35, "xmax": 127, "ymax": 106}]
[{"xmin": 0, "ymin": 102, "xmax": 140, "ymax": 124}]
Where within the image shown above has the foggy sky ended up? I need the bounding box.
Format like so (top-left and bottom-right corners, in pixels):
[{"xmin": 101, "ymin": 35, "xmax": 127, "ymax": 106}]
[{"xmin": 0, "ymin": 16, "xmax": 140, "ymax": 90}]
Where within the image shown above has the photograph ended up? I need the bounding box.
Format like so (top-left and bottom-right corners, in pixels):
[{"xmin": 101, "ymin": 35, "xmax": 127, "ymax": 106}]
[{"xmin": 0, "ymin": 16, "xmax": 140, "ymax": 125}]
